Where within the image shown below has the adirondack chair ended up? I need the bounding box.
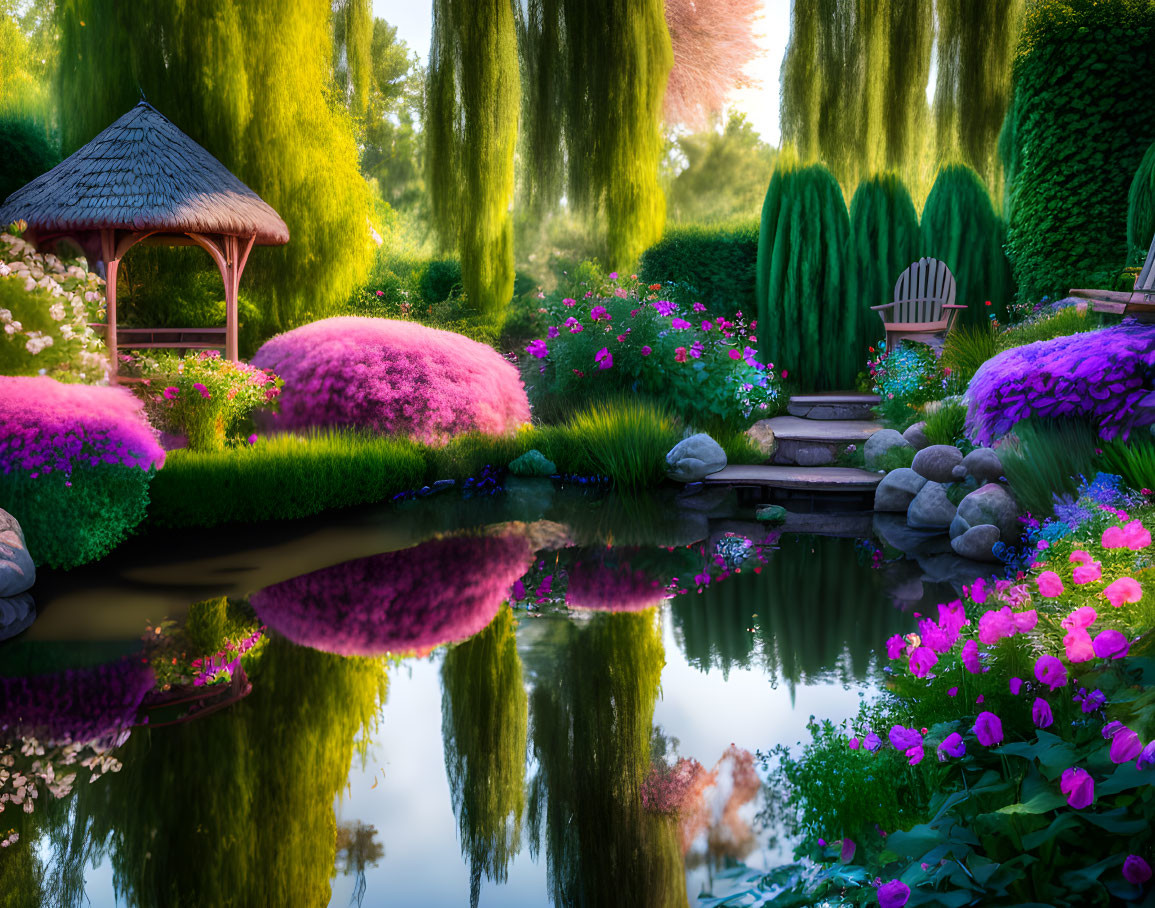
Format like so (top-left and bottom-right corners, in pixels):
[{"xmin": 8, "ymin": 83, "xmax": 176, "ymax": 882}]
[
  {"xmin": 1070, "ymin": 231, "xmax": 1155, "ymax": 323},
  {"xmin": 870, "ymin": 257, "xmax": 966, "ymax": 353}
]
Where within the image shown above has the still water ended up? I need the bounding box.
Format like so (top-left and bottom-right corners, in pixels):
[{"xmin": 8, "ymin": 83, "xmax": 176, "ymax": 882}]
[{"xmin": 1, "ymin": 484, "xmax": 952, "ymax": 907}]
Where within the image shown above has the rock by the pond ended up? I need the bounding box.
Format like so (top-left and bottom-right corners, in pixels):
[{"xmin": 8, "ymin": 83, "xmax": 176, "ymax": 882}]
[
  {"xmin": 864, "ymin": 429, "xmax": 912, "ymax": 471},
  {"xmin": 756, "ymin": 504, "xmax": 788, "ymax": 524},
  {"xmin": 907, "ymin": 481, "xmax": 958, "ymax": 530},
  {"xmin": 873, "ymin": 512, "xmax": 953, "ymax": 557},
  {"xmin": 744, "ymin": 420, "xmax": 777, "ymax": 458},
  {"xmin": 911, "ymin": 445, "xmax": 965, "ymax": 483},
  {"xmin": 666, "ymin": 433, "xmax": 727, "ymax": 482},
  {"xmin": 873, "ymin": 467, "xmax": 928, "ymax": 512},
  {"xmin": 957, "ymin": 482, "xmax": 1020, "ymax": 541},
  {"xmin": 949, "ymin": 513, "xmax": 971, "ymax": 540},
  {"xmin": 918, "ymin": 552, "xmax": 1000, "ymax": 589},
  {"xmin": 509, "ymin": 449, "xmax": 557, "ymax": 477},
  {"xmin": 903, "ymin": 421, "xmax": 930, "ymax": 450},
  {"xmin": 0, "ymin": 509, "xmax": 35, "ymax": 598},
  {"xmin": 0, "ymin": 592, "xmax": 35, "ymax": 642},
  {"xmin": 951, "ymin": 524, "xmax": 1002, "ymax": 562},
  {"xmin": 962, "ymin": 448, "xmax": 1005, "ymax": 484}
]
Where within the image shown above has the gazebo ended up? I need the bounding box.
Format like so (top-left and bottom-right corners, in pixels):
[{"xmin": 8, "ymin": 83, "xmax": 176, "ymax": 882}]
[{"xmin": 0, "ymin": 101, "xmax": 289, "ymax": 374}]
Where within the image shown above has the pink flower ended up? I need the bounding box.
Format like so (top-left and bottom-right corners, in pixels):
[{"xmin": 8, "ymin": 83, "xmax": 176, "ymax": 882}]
[
  {"xmin": 962, "ymin": 639, "xmax": 985, "ymax": 674},
  {"xmin": 1102, "ymin": 525, "xmax": 1127, "ymax": 548},
  {"xmin": 247, "ymin": 434, "xmax": 257, "ymax": 445},
  {"xmin": 885, "ymin": 634, "xmax": 906, "ymax": 660},
  {"xmin": 192, "ymin": 382, "xmax": 210, "ymax": 399},
  {"xmin": 978, "ymin": 606, "xmax": 1016, "ymax": 644},
  {"xmin": 1013, "ymin": 609, "xmax": 1038, "ymax": 632},
  {"xmin": 905, "ymin": 744, "xmax": 925, "ymax": 765},
  {"xmin": 878, "ymin": 879, "xmax": 911, "ymax": 908},
  {"xmin": 1109, "ymin": 727, "xmax": 1143, "ymax": 764},
  {"xmin": 1093, "ymin": 628, "xmax": 1130, "ymax": 660},
  {"xmin": 1072, "ymin": 561, "xmax": 1103, "ymax": 584},
  {"xmin": 1123, "ymin": 855, "xmax": 1152, "ymax": 885},
  {"xmin": 163, "ymin": 386, "xmax": 180, "ymax": 400},
  {"xmin": 1060, "ymin": 766, "xmax": 1095, "ymax": 809},
  {"xmin": 526, "ymin": 339, "xmax": 550, "ymax": 359},
  {"xmin": 1061, "ymin": 606, "xmax": 1098, "ymax": 630},
  {"xmin": 781, "ymin": 369, "xmax": 788, "ymax": 378},
  {"xmin": 1070, "ymin": 549, "xmax": 1094, "ymax": 565},
  {"xmin": 548, "ymin": 325, "xmax": 560, "ymax": 339},
  {"xmin": 1103, "ymin": 577, "xmax": 1142, "ymax": 608},
  {"xmin": 728, "ymin": 348, "xmax": 741, "ymax": 360},
  {"xmin": 1064, "ymin": 629, "xmax": 1096, "ymax": 663},
  {"xmin": 1034, "ymin": 654, "xmax": 1068, "ymax": 690},
  {"xmin": 641, "ymin": 345, "xmax": 652, "ymax": 356},
  {"xmin": 674, "ymin": 347, "xmax": 687, "ymax": 363},
  {"xmin": 973, "ymin": 711, "xmax": 1004, "ymax": 746},
  {"xmin": 968, "ymin": 577, "xmax": 989, "ymax": 604},
  {"xmin": 671, "ymin": 317, "xmax": 692, "ymax": 330},
  {"xmin": 562, "ymin": 297, "xmax": 576, "ymax": 306},
  {"xmin": 908, "ymin": 647, "xmax": 938, "ymax": 678},
  {"xmin": 375, "ymin": 289, "xmax": 384, "ymax": 296},
  {"xmin": 939, "ymin": 600, "xmax": 967, "ymax": 632},
  {"xmin": 595, "ymin": 347, "xmax": 613, "ymax": 370},
  {"xmin": 1032, "ymin": 697, "xmax": 1053, "ymax": 728},
  {"xmin": 1036, "ymin": 571, "xmax": 1064, "ymax": 597},
  {"xmin": 1124, "ymin": 519, "xmax": 1151, "ymax": 550},
  {"xmin": 608, "ymin": 271, "xmax": 618, "ymax": 280},
  {"xmin": 590, "ymin": 305, "xmax": 609, "ymax": 322}
]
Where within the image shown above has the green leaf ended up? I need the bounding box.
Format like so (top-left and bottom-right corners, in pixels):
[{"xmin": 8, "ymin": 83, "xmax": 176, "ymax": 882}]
[
  {"xmin": 1021, "ymin": 811, "xmax": 1082, "ymax": 851},
  {"xmin": 996, "ymin": 791, "xmax": 1067, "ymax": 815}
]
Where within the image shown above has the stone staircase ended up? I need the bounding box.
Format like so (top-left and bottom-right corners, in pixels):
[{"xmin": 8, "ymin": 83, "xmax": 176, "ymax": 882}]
[{"xmin": 703, "ymin": 391, "xmax": 884, "ymax": 498}]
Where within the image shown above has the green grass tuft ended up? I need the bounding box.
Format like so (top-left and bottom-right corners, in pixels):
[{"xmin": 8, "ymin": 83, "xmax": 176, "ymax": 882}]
[
  {"xmin": 998, "ymin": 306, "xmax": 1099, "ymax": 350},
  {"xmin": 997, "ymin": 419, "xmax": 1101, "ymax": 518},
  {"xmin": 923, "ymin": 399, "xmax": 970, "ymax": 447},
  {"xmin": 562, "ymin": 398, "xmax": 683, "ymax": 492},
  {"xmin": 1101, "ymin": 436, "xmax": 1155, "ymax": 493}
]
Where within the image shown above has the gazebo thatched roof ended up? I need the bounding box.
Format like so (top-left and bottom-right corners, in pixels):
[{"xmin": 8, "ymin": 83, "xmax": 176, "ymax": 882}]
[{"xmin": 0, "ymin": 101, "xmax": 289, "ymax": 245}]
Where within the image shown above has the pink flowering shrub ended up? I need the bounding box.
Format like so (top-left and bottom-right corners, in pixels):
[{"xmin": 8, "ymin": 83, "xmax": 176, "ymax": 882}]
[
  {"xmin": 251, "ymin": 532, "xmax": 533, "ymax": 655},
  {"xmin": 967, "ymin": 323, "xmax": 1155, "ymax": 444},
  {"xmin": 250, "ymin": 317, "xmax": 530, "ymax": 445},
  {"xmin": 0, "ymin": 377, "xmax": 165, "ymax": 568}
]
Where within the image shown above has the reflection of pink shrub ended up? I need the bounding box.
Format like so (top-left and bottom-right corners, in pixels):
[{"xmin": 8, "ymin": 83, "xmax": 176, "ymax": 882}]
[
  {"xmin": 0, "ymin": 660, "xmax": 155, "ymax": 747},
  {"xmin": 250, "ymin": 317, "xmax": 531, "ymax": 445},
  {"xmin": 0, "ymin": 376, "xmax": 164, "ymax": 475},
  {"xmin": 251, "ymin": 532, "xmax": 533, "ymax": 655},
  {"xmin": 565, "ymin": 553, "xmax": 672, "ymax": 612}
]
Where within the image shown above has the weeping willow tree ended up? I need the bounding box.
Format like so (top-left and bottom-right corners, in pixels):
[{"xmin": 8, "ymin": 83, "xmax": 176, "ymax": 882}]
[
  {"xmin": 756, "ymin": 163, "xmax": 855, "ymax": 391},
  {"xmin": 933, "ymin": 0, "xmax": 1023, "ymax": 201},
  {"xmin": 332, "ymin": 0, "xmax": 373, "ymax": 118},
  {"xmin": 920, "ymin": 164, "xmax": 1015, "ymax": 326},
  {"xmin": 848, "ymin": 173, "xmax": 920, "ymax": 353},
  {"xmin": 426, "ymin": 0, "xmax": 519, "ymax": 315},
  {"xmin": 516, "ymin": 0, "xmax": 673, "ymax": 269},
  {"xmin": 441, "ymin": 605, "xmax": 528, "ymax": 908},
  {"xmin": 527, "ymin": 611, "xmax": 687, "ymax": 908},
  {"xmin": 1129, "ymin": 141, "xmax": 1155, "ymax": 266},
  {"xmin": 54, "ymin": 0, "xmax": 373, "ymax": 338},
  {"xmin": 780, "ymin": 0, "xmax": 932, "ymax": 199},
  {"xmin": 68, "ymin": 636, "xmax": 388, "ymax": 907}
]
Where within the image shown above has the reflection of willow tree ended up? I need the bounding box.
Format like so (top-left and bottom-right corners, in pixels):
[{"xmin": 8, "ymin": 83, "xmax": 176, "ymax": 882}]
[
  {"xmin": 527, "ymin": 611, "xmax": 688, "ymax": 908},
  {"xmin": 441, "ymin": 604, "xmax": 527, "ymax": 908},
  {"xmin": 335, "ymin": 821, "xmax": 384, "ymax": 908},
  {"xmin": 73, "ymin": 636, "xmax": 387, "ymax": 908},
  {"xmin": 673, "ymin": 537, "xmax": 906, "ymax": 691}
]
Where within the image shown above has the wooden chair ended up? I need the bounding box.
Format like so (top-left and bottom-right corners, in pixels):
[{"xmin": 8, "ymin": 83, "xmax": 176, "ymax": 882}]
[
  {"xmin": 1070, "ymin": 232, "xmax": 1155, "ymax": 323},
  {"xmin": 871, "ymin": 257, "xmax": 966, "ymax": 352}
]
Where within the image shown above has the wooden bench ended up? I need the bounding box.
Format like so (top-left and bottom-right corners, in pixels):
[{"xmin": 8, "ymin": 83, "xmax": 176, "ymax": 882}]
[
  {"xmin": 870, "ymin": 257, "xmax": 966, "ymax": 352},
  {"xmin": 1070, "ymin": 233, "xmax": 1155, "ymax": 324},
  {"xmin": 90, "ymin": 325, "xmax": 227, "ymax": 352}
]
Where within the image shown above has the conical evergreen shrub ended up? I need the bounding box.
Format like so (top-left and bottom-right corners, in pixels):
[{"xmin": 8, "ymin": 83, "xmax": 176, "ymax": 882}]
[
  {"xmin": 756, "ymin": 163, "xmax": 854, "ymax": 390},
  {"xmin": 1128, "ymin": 141, "xmax": 1155, "ymax": 266},
  {"xmin": 920, "ymin": 164, "xmax": 1014, "ymax": 326},
  {"xmin": 848, "ymin": 173, "xmax": 920, "ymax": 356}
]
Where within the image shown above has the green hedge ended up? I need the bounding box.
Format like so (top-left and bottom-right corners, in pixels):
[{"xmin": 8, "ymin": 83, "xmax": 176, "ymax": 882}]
[
  {"xmin": 637, "ymin": 219, "xmax": 758, "ymax": 315},
  {"xmin": 1128, "ymin": 140, "xmax": 1155, "ymax": 265},
  {"xmin": 0, "ymin": 112, "xmax": 58, "ymax": 204},
  {"xmin": 1004, "ymin": 0, "xmax": 1155, "ymax": 303}
]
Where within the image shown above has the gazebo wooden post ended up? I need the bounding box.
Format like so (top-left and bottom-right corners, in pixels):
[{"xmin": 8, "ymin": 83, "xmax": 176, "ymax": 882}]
[
  {"xmin": 99, "ymin": 228, "xmax": 119, "ymax": 375},
  {"xmin": 188, "ymin": 232, "xmax": 256, "ymax": 362}
]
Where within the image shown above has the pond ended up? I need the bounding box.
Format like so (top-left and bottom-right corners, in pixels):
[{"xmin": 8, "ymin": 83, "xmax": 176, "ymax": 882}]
[{"xmin": 1, "ymin": 483, "xmax": 956, "ymax": 907}]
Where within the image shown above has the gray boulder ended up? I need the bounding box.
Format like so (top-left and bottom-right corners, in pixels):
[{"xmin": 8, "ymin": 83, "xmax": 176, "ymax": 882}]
[
  {"xmin": 0, "ymin": 509, "xmax": 35, "ymax": 598},
  {"xmin": 903, "ymin": 421, "xmax": 930, "ymax": 450},
  {"xmin": 864, "ymin": 429, "xmax": 913, "ymax": 471},
  {"xmin": 949, "ymin": 513, "xmax": 971, "ymax": 540},
  {"xmin": 907, "ymin": 481, "xmax": 958, "ymax": 530},
  {"xmin": 957, "ymin": 483, "xmax": 1020, "ymax": 542},
  {"xmin": 912, "ymin": 444, "xmax": 965, "ymax": 483},
  {"xmin": 961, "ymin": 448, "xmax": 1005, "ymax": 484},
  {"xmin": 873, "ymin": 512, "xmax": 953, "ymax": 557},
  {"xmin": 874, "ymin": 467, "xmax": 928, "ymax": 512},
  {"xmin": 756, "ymin": 504, "xmax": 788, "ymax": 524},
  {"xmin": 666, "ymin": 433, "xmax": 727, "ymax": 482},
  {"xmin": 950, "ymin": 524, "xmax": 1002, "ymax": 562}
]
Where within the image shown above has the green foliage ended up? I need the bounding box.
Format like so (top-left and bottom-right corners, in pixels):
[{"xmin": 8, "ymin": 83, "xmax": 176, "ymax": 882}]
[
  {"xmin": 996, "ymin": 304, "xmax": 1100, "ymax": 349},
  {"xmin": 427, "ymin": 0, "xmax": 519, "ymax": 315},
  {"xmin": 711, "ymin": 425, "xmax": 764, "ymax": 466},
  {"xmin": 184, "ymin": 596, "xmax": 229, "ymax": 657},
  {"xmin": 848, "ymin": 173, "xmax": 921, "ymax": 362},
  {"xmin": 1127, "ymin": 140, "xmax": 1155, "ymax": 265},
  {"xmin": 920, "ymin": 163, "xmax": 1015, "ymax": 325},
  {"xmin": 516, "ymin": 0, "xmax": 673, "ymax": 269},
  {"xmin": 998, "ymin": 419, "xmax": 1101, "ymax": 517},
  {"xmin": 757, "ymin": 163, "xmax": 856, "ymax": 390},
  {"xmin": 637, "ymin": 219, "xmax": 758, "ymax": 317},
  {"xmin": 1101, "ymin": 436, "xmax": 1155, "ymax": 493},
  {"xmin": 872, "ymin": 444, "xmax": 917, "ymax": 471},
  {"xmin": 331, "ymin": 0, "xmax": 372, "ymax": 117},
  {"xmin": 941, "ymin": 322, "xmax": 998, "ymax": 386},
  {"xmin": 362, "ymin": 19, "xmax": 426, "ymax": 211},
  {"xmin": 563, "ymin": 398, "xmax": 682, "ymax": 493},
  {"xmin": 1004, "ymin": 0, "xmax": 1155, "ymax": 303},
  {"xmin": 0, "ymin": 464, "xmax": 153, "ymax": 570},
  {"xmin": 923, "ymin": 398, "xmax": 970, "ymax": 447},
  {"xmin": 869, "ymin": 342, "xmax": 949, "ymax": 427},
  {"xmin": 418, "ymin": 258, "xmax": 463, "ymax": 303},
  {"xmin": 56, "ymin": 0, "xmax": 374, "ymax": 338},
  {"xmin": 0, "ymin": 111, "xmax": 58, "ymax": 202}
]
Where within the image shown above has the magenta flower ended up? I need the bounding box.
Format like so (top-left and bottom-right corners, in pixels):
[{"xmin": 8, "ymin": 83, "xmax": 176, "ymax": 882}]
[
  {"xmin": 1013, "ymin": 609, "xmax": 1038, "ymax": 632},
  {"xmin": 1102, "ymin": 525, "xmax": 1127, "ymax": 548},
  {"xmin": 849, "ymin": 736, "xmax": 860, "ymax": 749},
  {"xmin": 905, "ymin": 744, "xmax": 925, "ymax": 765},
  {"xmin": 590, "ymin": 304, "xmax": 609, "ymax": 322},
  {"xmin": 878, "ymin": 879, "xmax": 911, "ymax": 908},
  {"xmin": 1137, "ymin": 740, "xmax": 1155, "ymax": 771},
  {"xmin": 978, "ymin": 606, "xmax": 1016, "ymax": 644},
  {"xmin": 1034, "ymin": 654, "xmax": 1068, "ymax": 690},
  {"xmin": 1065, "ymin": 629, "xmax": 1096, "ymax": 663},
  {"xmin": 192, "ymin": 382, "xmax": 210, "ymax": 399},
  {"xmin": 1124, "ymin": 519, "xmax": 1151, "ymax": 550},
  {"xmin": 547, "ymin": 325, "xmax": 560, "ymax": 339},
  {"xmin": 562, "ymin": 297, "xmax": 576, "ymax": 306},
  {"xmin": 728, "ymin": 348, "xmax": 741, "ymax": 360},
  {"xmin": 641, "ymin": 345, "xmax": 652, "ymax": 356},
  {"xmin": 608, "ymin": 271, "xmax": 618, "ymax": 280},
  {"xmin": 908, "ymin": 646, "xmax": 938, "ymax": 678},
  {"xmin": 163, "ymin": 385, "xmax": 180, "ymax": 400},
  {"xmin": 1036, "ymin": 571, "xmax": 1064, "ymax": 597},
  {"xmin": 938, "ymin": 732, "xmax": 966, "ymax": 759},
  {"xmin": 968, "ymin": 577, "xmax": 989, "ymax": 604},
  {"xmin": 948, "ymin": 686, "xmax": 959, "ymax": 697},
  {"xmin": 1070, "ymin": 549, "xmax": 1094, "ymax": 565},
  {"xmin": 918, "ymin": 619, "xmax": 958, "ymax": 653},
  {"xmin": 939, "ymin": 599, "xmax": 967, "ymax": 631},
  {"xmin": 1060, "ymin": 766, "xmax": 1095, "ymax": 809},
  {"xmin": 888, "ymin": 725, "xmax": 923, "ymax": 752},
  {"xmin": 1093, "ymin": 628, "xmax": 1130, "ymax": 660},
  {"xmin": 863, "ymin": 732, "xmax": 882, "ymax": 752},
  {"xmin": 526, "ymin": 339, "xmax": 550, "ymax": 359},
  {"xmin": 1009, "ymin": 677, "xmax": 1023, "ymax": 695},
  {"xmin": 1123, "ymin": 855, "xmax": 1152, "ymax": 885},
  {"xmin": 962, "ymin": 639, "xmax": 985, "ymax": 674},
  {"xmin": 886, "ymin": 634, "xmax": 906, "ymax": 660},
  {"xmin": 1103, "ymin": 577, "xmax": 1142, "ymax": 608},
  {"xmin": 247, "ymin": 433, "xmax": 257, "ymax": 445},
  {"xmin": 1110, "ymin": 727, "xmax": 1144, "ymax": 764},
  {"xmin": 840, "ymin": 839, "xmax": 856, "ymax": 863},
  {"xmin": 1061, "ymin": 606, "xmax": 1098, "ymax": 630},
  {"xmin": 595, "ymin": 347, "xmax": 613, "ymax": 370},
  {"xmin": 973, "ymin": 711, "xmax": 1004, "ymax": 746},
  {"xmin": 652, "ymin": 299, "xmax": 675, "ymax": 316},
  {"xmin": 671, "ymin": 317, "xmax": 692, "ymax": 330},
  {"xmin": 1073, "ymin": 561, "xmax": 1103, "ymax": 585},
  {"xmin": 1032, "ymin": 697, "xmax": 1053, "ymax": 728}
]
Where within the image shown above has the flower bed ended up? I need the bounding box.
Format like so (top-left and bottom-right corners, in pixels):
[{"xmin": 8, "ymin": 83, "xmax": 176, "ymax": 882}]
[
  {"xmin": 250, "ymin": 316, "xmax": 530, "ymax": 446},
  {"xmin": 0, "ymin": 377, "xmax": 165, "ymax": 568},
  {"xmin": 250, "ymin": 531, "xmax": 533, "ymax": 655}
]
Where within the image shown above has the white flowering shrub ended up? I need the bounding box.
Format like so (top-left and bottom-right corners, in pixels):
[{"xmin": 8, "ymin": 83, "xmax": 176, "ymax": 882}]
[{"xmin": 0, "ymin": 227, "xmax": 109, "ymax": 383}]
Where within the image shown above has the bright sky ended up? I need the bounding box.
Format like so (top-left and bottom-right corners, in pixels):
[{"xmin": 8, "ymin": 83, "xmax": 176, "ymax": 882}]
[{"xmin": 372, "ymin": 0, "xmax": 792, "ymax": 146}]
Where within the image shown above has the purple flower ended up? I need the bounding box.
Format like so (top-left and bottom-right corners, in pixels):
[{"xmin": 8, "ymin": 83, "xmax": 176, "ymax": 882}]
[
  {"xmin": 1137, "ymin": 740, "xmax": 1155, "ymax": 771},
  {"xmin": 1092, "ymin": 628, "xmax": 1130, "ymax": 660},
  {"xmin": 978, "ymin": 606, "xmax": 1016, "ymax": 644},
  {"xmin": 641, "ymin": 345, "xmax": 652, "ymax": 356},
  {"xmin": 590, "ymin": 305, "xmax": 609, "ymax": 322},
  {"xmin": 840, "ymin": 838, "xmax": 856, "ymax": 863},
  {"xmin": 652, "ymin": 300, "xmax": 676, "ymax": 316},
  {"xmin": 908, "ymin": 646, "xmax": 938, "ymax": 678},
  {"xmin": 670, "ymin": 317, "xmax": 692, "ymax": 330},
  {"xmin": 863, "ymin": 732, "xmax": 882, "ymax": 752},
  {"xmin": 1123, "ymin": 855, "xmax": 1152, "ymax": 885},
  {"xmin": 595, "ymin": 347, "xmax": 613, "ymax": 370},
  {"xmin": 973, "ymin": 711, "xmax": 1004, "ymax": 746},
  {"xmin": 1009, "ymin": 677, "xmax": 1023, "ymax": 695},
  {"xmin": 889, "ymin": 725, "xmax": 922, "ymax": 752},
  {"xmin": 905, "ymin": 744, "xmax": 925, "ymax": 765},
  {"xmin": 1110, "ymin": 727, "xmax": 1144, "ymax": 764},
  {"xmin": 1032, "ymin": 697, "xmax": 1053, "ymax": 728},
  {"xmin": 547, "ymin": 325, "xmax": 560, "ymax": 339},
  {"xmin": 938, "ymin": 732, "xmax": 966, "ymax": 759},
  {"xmin": 962, "ymin": 639, "xmax": 985, "ymax": 674},
  {"xmin": 886, "ymin": 634, "xmax": 906, "ymax": 660},
  {"xmin": 526, "ymin": 339, "xmax": 550, "ymax": 359},
  {"xmin": 1060, "ymin": 766, "xmax": 1095, "ymax": 809},
  {"xmin": 878, "ymin": 879, "xmax": 911, "ymax": 908},
  {"xmin": 1034, "ymin": 654, "xmax": 1068, "ymax": 690},
  {"xmin": 247, "ymin": 433, "xmax": 258, "ymax": 445}
]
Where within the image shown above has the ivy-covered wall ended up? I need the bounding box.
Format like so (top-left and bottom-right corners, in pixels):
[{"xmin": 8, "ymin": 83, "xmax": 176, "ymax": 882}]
[{"xmin": 1003, "ymin": 0, "xmax": 1155, "ymax": 303}]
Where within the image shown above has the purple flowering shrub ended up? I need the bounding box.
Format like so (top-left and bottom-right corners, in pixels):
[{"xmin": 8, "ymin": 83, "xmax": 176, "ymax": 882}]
[
  {"xmin": 0, "ymin": 377, "xmax": 165, "ymax": 568},
  {"xmin": 251, "ymin": 317, "xmax": 530, "ymax": 445},
  {"xmin": 251, "ymin": 531, "xmax": 533, "ymax": 655},
  {"xmin": 967, "ymin": 323, "xmax": 1155, "ymax": 444}
]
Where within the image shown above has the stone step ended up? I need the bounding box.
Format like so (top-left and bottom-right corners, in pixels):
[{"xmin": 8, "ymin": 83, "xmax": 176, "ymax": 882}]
[
  {"xmin": 702, "ymin": 464, "xmax": 883, "ymax": 493},
  {"xmin": 763, "ymin": 415, "xmax": 884, "ymax": 467},
  {"xmin": 787, "ymin": 391, "xmax": 881, "ymax": 421}
]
